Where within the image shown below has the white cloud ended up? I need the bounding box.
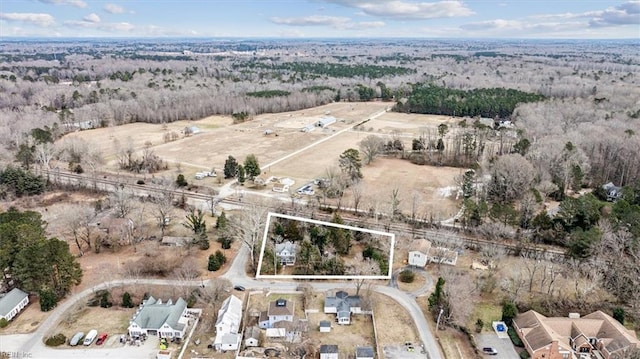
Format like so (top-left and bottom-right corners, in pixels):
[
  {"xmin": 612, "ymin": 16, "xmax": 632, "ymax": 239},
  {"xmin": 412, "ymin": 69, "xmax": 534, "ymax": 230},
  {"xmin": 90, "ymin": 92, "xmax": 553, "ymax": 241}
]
[
  {"xmin": 64, "ymin": 20, "xmax": 134, "ymax": 32},
  {"xmin": 324, "ymin": 0, "xmax": 474, "ymax": 20},
  {"xmin": 103, "ymin": 3, "xmax": 125, "ymax": 14},
  {"xmin": 270, "ymin": 15, "xmax": 351, "ymax": 26},
  {"xmin": 83, "ymin": 13, "xmax": 101, "ymax": 23},
  {"xmin": 270, "ymin": 15, "xmax": 385, "ymax": 30},
  {"xmin": 0, "ymin": 12, "xmax": 55, "ymax": 27},
  {"xmin": 529, "ymin": 1, "xmax": 640, "ymax": 27},
  {"xmin": 37, "ymin": 0, "xmax": 87, "ymax": 8}
]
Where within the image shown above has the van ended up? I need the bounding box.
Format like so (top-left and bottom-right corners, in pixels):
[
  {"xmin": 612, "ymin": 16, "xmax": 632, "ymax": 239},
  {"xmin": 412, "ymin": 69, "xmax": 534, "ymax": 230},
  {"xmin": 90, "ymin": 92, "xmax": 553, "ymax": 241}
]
[
  {"xmin": 83, "ymin": 329, "xmax": 98, "ymax": 346},
  {"xmin": 69, "ymin": 332, "xmax": 84, "ymax": 346}
]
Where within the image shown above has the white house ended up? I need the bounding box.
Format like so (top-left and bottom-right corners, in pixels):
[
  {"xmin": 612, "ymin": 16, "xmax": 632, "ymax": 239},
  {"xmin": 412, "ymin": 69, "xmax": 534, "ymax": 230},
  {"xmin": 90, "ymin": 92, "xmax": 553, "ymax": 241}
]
[
  {"xmin": 272, "ymin": 183, "xmax": 290, "ymax": 192},
  {"xmin": 320, "ymin": 344, "xmax": 339, "ymax": 359},
  {"xmin": 220, "ymin": 333, "xmax": 240, "ymax": 351},
  {"xmin": 259, "ymin": 298, "xmax": 294, "ymax": 328},
  {"xmin": 214, "ymin": 295, "xmax": 242, "ymax": 351},
  {"xmin": 275, "ymin": 241, "xmax": 296, "ymax": 266},
  {"xmin": 265, "ymin": 328, "xmax": 286, "ymax": 339},
  {"xmin": 244, "ymin": 326, "xmax": 260, "ymax": 347},
  {"xmin": 128, "ymin": 297, "xmax": 189, "ymax": 339},
  {"xmin": 356, "ymin": 346, "xmax": 375, "ymax": 359},
  {"xmin": 408, "ymin": 239, "xmax": 458, "ymax": 267},
  {"xmin": 324, "ymin": 291, "xmax": 361, "ymax": 325},
  {"xmin": 0, "ymin": 288, "xmax": 29, "ymax": 321}
]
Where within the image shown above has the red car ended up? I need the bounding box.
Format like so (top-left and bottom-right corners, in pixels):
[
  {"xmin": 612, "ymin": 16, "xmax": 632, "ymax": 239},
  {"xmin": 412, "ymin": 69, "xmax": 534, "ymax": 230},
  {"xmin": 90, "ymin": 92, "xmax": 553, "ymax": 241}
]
[{"xmin": 95, "ymin": 333, "xmax": 108, "ymax": 345}]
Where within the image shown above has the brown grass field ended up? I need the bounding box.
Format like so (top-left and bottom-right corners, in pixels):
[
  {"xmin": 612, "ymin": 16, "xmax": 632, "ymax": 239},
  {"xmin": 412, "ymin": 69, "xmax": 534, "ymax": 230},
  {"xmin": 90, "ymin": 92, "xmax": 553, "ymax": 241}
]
[{"xmin": 61, "ymin": 102, "xmax": 462, "ymax": 219}]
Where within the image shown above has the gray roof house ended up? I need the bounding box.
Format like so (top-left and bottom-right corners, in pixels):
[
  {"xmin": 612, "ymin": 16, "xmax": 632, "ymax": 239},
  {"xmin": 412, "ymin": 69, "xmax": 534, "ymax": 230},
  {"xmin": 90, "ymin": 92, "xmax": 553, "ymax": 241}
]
[
  {"xmin": 324, "ymin": 290, "xmax": 362, "ymax": 325},
  {"xmin": 275, "ymin": 241, "xmax": 297, "ymax": 266},
  {"xmin": 356, "ymin": 346, "xmax": 375, "ymax": 359},
  {"xmin": 0, "ymin": 288, "xmax": 29, "ymax": 321},
  {"xmin": 214, "ymin": 295, "xmax": 242, "ymax": 351},
  {"xmin": 127, "ymin": 297, "xmax": 189, "ymax": 339},
  {"xmin": 320, "ymin": 344, "xmax": 339, "ymax": 359},
  {"xmin": 244, "ymin": 326, "xmax": 261, "ymax": 347}
]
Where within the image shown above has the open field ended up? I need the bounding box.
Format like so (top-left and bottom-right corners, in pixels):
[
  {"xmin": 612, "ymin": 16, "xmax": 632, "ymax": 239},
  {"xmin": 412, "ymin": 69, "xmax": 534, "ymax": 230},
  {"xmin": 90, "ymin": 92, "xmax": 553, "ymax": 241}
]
[
  {"xmin": 60, "ymin": 102, "xmax": 461, "ymax": 220},
  {"xmin": 50, "ymin": 305, "xmax": 135, "ymax": 347}
]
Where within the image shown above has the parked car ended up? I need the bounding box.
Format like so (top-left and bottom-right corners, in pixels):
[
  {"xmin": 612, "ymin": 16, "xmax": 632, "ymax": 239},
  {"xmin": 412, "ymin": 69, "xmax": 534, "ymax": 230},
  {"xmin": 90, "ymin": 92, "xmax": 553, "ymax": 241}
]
[
  {"xmin": 83, "ymin": 329, "xmax": 98, "ymax": 346},
  {"xmin": 69, "ymin": 332, "xmax": 84, "ymax": 346},
  {"xmin": 482, "ymin": 347, "xmax": 498, "ymax": 355},
  {"xmin": 96, "ymin": 333, "xmax": 108, "ymax": 345},
  {"xmin": 233, "ymin": 285, "xmax": 245, "ymax": 291}
]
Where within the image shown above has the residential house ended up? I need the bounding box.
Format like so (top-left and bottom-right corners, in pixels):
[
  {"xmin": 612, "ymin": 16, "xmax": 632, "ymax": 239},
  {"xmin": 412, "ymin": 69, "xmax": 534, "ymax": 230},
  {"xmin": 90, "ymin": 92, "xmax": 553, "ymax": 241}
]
[
  {"xmin": 408, "ymin": 239, "xmax": 432, "ymax": 267},
  {"xmin": 268, "ymin": 298, "xmax": 294, "ymax": 325},
  {"xmin": 265, "ymin": 328, "xmax": 286, "ymax": 339},
  {"xmin": 320, "ymin": 344, "xmax": 339, "ymax": 359},
  {"xmin": 0, "ymin": 288, "xmax": 29, "ymax": 321},
  {"xmin": 408, "ymin": 239, "xmax": 458, "ymax": 267},
  {"xmin": 220, "ymin": 333, "xmax": 240, "ymax": 352},
  {"xmin": 214, "ymin": 295, "xmax": 242, "ymax": 351},
  {"xmin": 319, "ymin": 320, "xmax": 331, "ymax": 333},
  {"xmin": 244, "ymin": 326, "xmax": 260, "ymax": 347},
  {"xmin": 514, "ymin": 310, "xmax": 640, "ymax": 359},
  {"xmin": 253, "ymin": 176, "xmax": 267, "ymax": 186},
  {"xmin": 356, "ymin": 346, "xmax": 375, "ymax": 359},
  {"xmin": 275, "ymin": 241, "xmax": 297, "ymax": 266},
  {"xmin": 324, "ymin": 291, "xmax": 362, "ymax": 325},
  {"xmin": 128, "ymin": 297, "xmax": 189, "ymax": 339},
  {"xmin": 603, "ymin": 182, "xmax": 623, "ymax": 202}
]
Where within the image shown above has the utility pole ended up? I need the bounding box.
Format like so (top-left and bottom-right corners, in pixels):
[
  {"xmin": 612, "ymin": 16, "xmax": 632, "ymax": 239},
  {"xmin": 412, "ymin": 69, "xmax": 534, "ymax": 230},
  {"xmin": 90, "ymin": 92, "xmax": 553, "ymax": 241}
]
[{"xmin": 436, "ymin": 307, "xmax": 444, "ymax": 336}]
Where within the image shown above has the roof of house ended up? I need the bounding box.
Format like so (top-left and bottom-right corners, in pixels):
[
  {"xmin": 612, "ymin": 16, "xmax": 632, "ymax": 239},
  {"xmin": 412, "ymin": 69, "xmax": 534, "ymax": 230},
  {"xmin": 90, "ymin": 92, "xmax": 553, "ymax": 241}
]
[
  {"xmin": 244, "ymin": 326, "xmax": 261, "ymax": 340},
  {"xmin": 0, "ymin": 288, "xmax": 28, "ymax": 317},
  {"xmin": 265, "ymin": 328, "xmax": 286, "ymax": 337},
  {"xmin": 268, "ymin": 298, "xmax": 294, "ymax": 317},
  {"xmin": 320, "ymin": 344, "xmax": 339, "ymax": 354},
  {"xmin": 412, "ymin": 239, "xmax": 432, "ymax": 254},
  {"xmin": 216, "ymin": 295, "xmax": 242, "ymax": 329},
  {"xmin": 275, "ymin": 241, "xmax": 296, "ymax": 255},
  {"xmin": 131, "ymin": 297, "xmax": 186, "ymax": 331},
  {"xmin": 428, "ymin": 246, "xmax": 458, "ymax": 263},
  {"xmin": 325, "ymin": 291, "xmax": 361, "ymax": 316},
  {"xmin": 221, "ymin": 333, "xmax": 239, "ymax": 345},
  {"xmin": 356, "ymin": 346, "xmax": 375, "ymax": 357},
  {"xmin": 514, "ymin": 310, "xmax": 640, "ymax": 355}
]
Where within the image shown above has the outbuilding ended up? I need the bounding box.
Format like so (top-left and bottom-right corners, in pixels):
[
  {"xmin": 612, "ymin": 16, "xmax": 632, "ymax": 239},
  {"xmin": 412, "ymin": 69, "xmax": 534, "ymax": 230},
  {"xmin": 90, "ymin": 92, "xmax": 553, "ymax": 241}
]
[{"xmin": 0, "ymin": 288, "xmax": 29, "ymax": 321}]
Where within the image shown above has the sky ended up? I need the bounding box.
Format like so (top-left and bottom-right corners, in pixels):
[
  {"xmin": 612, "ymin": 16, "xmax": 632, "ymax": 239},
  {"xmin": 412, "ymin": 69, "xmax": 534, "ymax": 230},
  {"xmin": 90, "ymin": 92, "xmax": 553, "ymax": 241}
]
[{"xmin": 0, "ymin": 0, "xmax": 639, "ymax": 39}]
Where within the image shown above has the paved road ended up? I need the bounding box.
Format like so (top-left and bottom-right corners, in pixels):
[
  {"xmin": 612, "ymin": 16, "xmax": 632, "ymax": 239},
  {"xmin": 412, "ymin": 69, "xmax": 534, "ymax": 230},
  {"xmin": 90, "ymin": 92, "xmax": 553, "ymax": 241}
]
[{"xmin": 476, "ymin": 333, "xmax": 519, "ymax": 359}]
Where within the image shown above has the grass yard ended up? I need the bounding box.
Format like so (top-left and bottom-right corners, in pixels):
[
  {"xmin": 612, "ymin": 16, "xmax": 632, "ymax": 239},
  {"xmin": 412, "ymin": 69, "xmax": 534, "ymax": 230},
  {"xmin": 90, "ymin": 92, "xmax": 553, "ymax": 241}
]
[
  {"xmin": 470, "ymin": 302, "xmax": 502, "ymax": 333},
  {"xmin": 306, "ymin": 312, "xmax": 375, "ymax": 357},
  {"xmin": 373, "ymin": 293, "xmax": 420, "ymax": 346},
  {"xmin": 0, "ymin": 298, "xmax": 48, "ymax": 334},
  {"xmin": 50, "ymin": 305, "xmax": 135, "ymax": 345}
]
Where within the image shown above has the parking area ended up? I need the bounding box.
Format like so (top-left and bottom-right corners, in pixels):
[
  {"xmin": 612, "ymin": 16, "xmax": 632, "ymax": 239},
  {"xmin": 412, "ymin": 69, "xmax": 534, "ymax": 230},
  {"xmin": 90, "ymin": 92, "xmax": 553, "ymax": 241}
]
[
  {"xmin": 475, "ymin": 333, "xmax": 519, "ymax": 359},
  {"xmin": 383, "ymin": 343, "xmax": 429, "ymax": 359}
]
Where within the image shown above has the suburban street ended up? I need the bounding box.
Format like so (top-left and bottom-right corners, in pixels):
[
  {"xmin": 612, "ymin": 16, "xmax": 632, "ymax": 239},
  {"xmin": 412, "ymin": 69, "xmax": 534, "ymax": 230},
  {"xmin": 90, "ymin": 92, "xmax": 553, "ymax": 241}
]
[{"xmin": 5, "ymin": 242, "xmax": 444, "ymax": 359}]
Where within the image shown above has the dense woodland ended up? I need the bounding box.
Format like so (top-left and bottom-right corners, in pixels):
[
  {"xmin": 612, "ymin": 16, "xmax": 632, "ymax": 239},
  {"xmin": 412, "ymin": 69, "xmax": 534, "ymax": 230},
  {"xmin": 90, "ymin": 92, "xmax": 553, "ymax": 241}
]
[{"xmin": 1, "ymin": 39, "xmax": 639, "ymax": 325}]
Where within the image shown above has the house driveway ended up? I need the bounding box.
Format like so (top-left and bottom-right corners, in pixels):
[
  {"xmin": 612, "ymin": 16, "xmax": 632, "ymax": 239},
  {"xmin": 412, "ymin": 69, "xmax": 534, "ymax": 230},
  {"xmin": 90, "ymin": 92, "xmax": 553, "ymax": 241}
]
[{"xmin": 475, "ymin": 333, "xmax": 519, "ymax": 359}]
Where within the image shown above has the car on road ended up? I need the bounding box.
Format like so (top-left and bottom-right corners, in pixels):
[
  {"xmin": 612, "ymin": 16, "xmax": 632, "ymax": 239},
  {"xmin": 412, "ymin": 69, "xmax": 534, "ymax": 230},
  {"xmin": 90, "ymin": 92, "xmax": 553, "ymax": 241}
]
[
  {"xmin": 69, "ymin": 332, "xmax": 84, "ymax": 346},
  {"xmin": 96, "ymin": 333, "xmax": 108, "ymax": 345},
  {"xmin": 482, "ymin": 347, "xmax": 498, "ymax": 355},
  {"xmin": 233, "ymin": 285, "xmax": 245, "ymax": 291}
]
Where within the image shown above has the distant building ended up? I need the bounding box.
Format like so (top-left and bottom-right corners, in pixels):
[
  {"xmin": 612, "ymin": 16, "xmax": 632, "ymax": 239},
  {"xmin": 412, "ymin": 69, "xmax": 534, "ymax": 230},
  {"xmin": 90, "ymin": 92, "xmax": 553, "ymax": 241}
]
[
  {"xmin": 319, "ymin": 320, "xmax": 331, "ymax": 333},
  {"xmin": 0, "ymin": 288, "xmax": 29, "ymax": 321},
  {"xmin": 317, "ymin": 116, "xmax": 337, "ymax": 128},
  {"xmin": 408, "ymin": 239, "xmax": 458, "ymax": 267}
]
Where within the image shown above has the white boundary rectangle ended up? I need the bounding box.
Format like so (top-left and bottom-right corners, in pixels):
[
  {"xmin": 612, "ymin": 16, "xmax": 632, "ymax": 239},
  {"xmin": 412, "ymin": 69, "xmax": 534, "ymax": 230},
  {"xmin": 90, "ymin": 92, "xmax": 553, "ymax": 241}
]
[{"xmin": 256, "ymin": 212, "xmax": 395, "ymax": 280}]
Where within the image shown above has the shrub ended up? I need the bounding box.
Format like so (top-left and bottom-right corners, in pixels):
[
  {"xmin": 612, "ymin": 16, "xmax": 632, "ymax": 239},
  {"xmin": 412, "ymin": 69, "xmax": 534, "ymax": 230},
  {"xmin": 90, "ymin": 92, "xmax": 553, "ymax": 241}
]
[
  {"xmin": 122, "ymin": 292, "xmax": 134, "ymax": 308},
  {"xmin": 215, "ymin": 250, "xmax": 227, "ymax": 265},
  {"xmin": 502, "ymin": 301, "xmax": 518, "ymax": 326},
  {"xmin": 176, "ymin": 174, "xmax": 187, "ymax": 187},
  {"xmin": 39, "ymin": 289, "xmax": 58, "ymax": 312},
  {"xmin": 613, "ymin": 307, "xmax": 625, "ymax": 324},
  {"xmin": 207, "ymin": 255, "xmax": 221, "ymax": 271},
  {"xmin": 399, "ymin": 269, "xmax": 416, "ymax": 283},
  {"xmin": 0, "ymin": 318, "xmax": 9, "ymax": 328},
  {"xmin": 198, "ymin": 238, "xmax": 210, "ymax": 250},
  {"xmin": 45, "ymin": 333, "xmax": 67, "ymax": 347},
  {"xmin": 519, "ymin": 350, "xmax": 531, "ymax": 359},
  {"xmin": 475, "ymin": 318, "xmax": 484, "ymax": 333},
  {"xmin": 100, "ymin": 291, "xmax": 112, "ymax": 308},
  {"xmin": 508, "ymin": 326, "xmax": 524, "ymax": 347}
]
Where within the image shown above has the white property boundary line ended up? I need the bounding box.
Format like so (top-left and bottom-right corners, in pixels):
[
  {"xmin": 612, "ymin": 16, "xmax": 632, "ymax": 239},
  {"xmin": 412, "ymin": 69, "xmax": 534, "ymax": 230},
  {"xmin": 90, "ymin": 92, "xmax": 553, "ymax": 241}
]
[{"xmin": 256, "ymin": 212, "xmax": 395, "ymax": 280}]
